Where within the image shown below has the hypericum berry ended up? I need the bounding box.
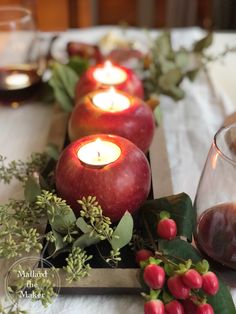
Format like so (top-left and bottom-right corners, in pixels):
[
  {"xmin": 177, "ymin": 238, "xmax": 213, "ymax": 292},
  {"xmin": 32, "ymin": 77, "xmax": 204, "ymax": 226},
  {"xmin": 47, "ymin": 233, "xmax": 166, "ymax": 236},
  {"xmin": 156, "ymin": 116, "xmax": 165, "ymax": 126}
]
[
  {"xmin": 181, "ymin": 269, "xmax": 203, "ymax": 289},
  {"xmin": 157, "ymin": 218, "xmax": 177, "ymax": 240},
  {"xmin": 202, "ymin": 272, "xmax": 219, "ymax": 296},
  {"xmin": 196, "ymin": 303, "xmax": 214, "ymax": 314},
  {"xmin": 165, "ymin": 300, "xmax": 185, "ymax": 314},
  {"xmin": 143, "ymin": 264, "xmax": 165, "ymax": 289},
  {"xmin": 144, "ymin": 300, "xmax": 164, "ymax": 314},
  {"xmin": 182, "ymin": 299, "xmax": 198, "ymax": 314},
  {"xmin": 135, "ymin": 249, "xmax": 154, "ymax": 264},
  {"xmin": 167, "ymin": 275, "xmax": 190, "ymax": 299}
]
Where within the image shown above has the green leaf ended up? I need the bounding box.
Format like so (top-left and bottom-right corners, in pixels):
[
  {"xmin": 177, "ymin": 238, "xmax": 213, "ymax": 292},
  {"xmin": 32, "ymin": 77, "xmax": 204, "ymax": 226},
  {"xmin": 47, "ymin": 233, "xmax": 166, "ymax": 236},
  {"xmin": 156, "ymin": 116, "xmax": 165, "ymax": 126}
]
[
  {"xmin": 155, "ymin": 32, "xmax": 172, "ymax": 57},
  {"xmin": 193, "ymin": 32, "xmax": 213, "ymax": 53},
  {"xmin": 207, "ymin": 279, "xmax": 236, "ymax": 314},
  {"xmin": 175, "ymin": 49, "xmax": 189, "ymax": 70},
  {"xmin": 24, "ymin": 176, "xmax": 41, "ymax": 203},
  {"xmin": 154, "ymin": 104, "xmax": 162, "ymax": 125},
  {"xmin": 186, "ymin": 68, "xmax": 199, "ymax": 82},
  {"xmin": 67, "ymin": 56, "xmax": 89, "ymax": 76},
  {"xmin": 49, "ymin": 228, "xmax": 67, "ymax": 255},
  {"xmin": 195, "ymin": 259, "xmax": 209, "ymax": 274},
  {"xmin": 53, "ymin": 63, "xmax": 78, "ymax": 99},
  {"xmin": 164, "ymin": 85, "xmax": 185, "ymax": 101},
  {"xmin": 109, "ymin": 211, "xmax": 133, "ymax": 250},
  {"xmin": 73, "ymin": 232, "xmax": 100, "ymax": 250},
  {"xmin": 158, "ymin": 68, "xmax": 183, "ymax": 90},
  {"xmin": 160, "ymin": 211, "xmax": 170, "ymax": 220},
  {"xmin": 49, "ymin": 210, "xmax": 76, "ymax": 234},
  {"xmin": 45, "ymin": 143, "xmax": 60, "ymax": 161},
  {"xmin": 159, "ymin": 57, "xmax": 176, "ymax": 74},
  {"xmin": 140, "ymin": 193, "xmax": 195, "ymax": 241},
  {"xmin": 49, "ymin": 75, "xmax": 73, "ymax": 112},
  {"xmin": 76, "ymin": 217, "xmax": 93, "ymax": 233}
]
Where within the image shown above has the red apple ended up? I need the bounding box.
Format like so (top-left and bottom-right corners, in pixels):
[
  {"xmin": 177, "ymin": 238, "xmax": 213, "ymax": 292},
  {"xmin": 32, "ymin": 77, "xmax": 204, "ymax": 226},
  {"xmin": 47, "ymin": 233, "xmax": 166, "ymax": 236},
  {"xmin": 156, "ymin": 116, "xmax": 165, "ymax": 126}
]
[
  {"xmin": 75, "ymin": 62, "xmax": 144, "ymax": 100},
  {"xmin": 68, "ymin": 89, "xmax": 155, "ymax": 153},
  {"xmin": 55, "ymin": 134, "xmax": 151, "ymax": 222}
]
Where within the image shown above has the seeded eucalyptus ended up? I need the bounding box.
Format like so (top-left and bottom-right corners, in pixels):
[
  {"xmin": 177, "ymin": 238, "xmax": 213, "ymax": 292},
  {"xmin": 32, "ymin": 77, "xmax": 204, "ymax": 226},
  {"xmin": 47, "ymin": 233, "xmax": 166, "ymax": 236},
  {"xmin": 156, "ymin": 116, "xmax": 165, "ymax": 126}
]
[
  {"xmin": 64, "ymin": 247, "xmax": 92, "ymax": 283},
  {"xmin": 0, "ymin": 153, "xmax": 48, "ymax": 184}
]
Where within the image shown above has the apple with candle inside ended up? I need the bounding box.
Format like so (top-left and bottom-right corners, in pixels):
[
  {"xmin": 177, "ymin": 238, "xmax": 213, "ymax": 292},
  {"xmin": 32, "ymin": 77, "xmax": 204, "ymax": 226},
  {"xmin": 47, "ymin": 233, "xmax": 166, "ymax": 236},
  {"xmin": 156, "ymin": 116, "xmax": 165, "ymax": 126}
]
[
  {"xmin": 68, "ymin": 87, "xmax": 155, "ymax": 153},
  {"xmin": 75, "ymin": 60, "xmax": 144, "ymax": 100},
  {"xmin": 55, "ymin": 134, "xmax": 151, "ymax": 222}
]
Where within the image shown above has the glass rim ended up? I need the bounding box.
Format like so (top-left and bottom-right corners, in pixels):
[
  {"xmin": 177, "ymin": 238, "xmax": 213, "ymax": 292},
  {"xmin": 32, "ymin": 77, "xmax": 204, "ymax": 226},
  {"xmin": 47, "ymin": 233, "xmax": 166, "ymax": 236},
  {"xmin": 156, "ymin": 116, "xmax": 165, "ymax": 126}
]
[
  {"xmin": 214, "ymin": 122, "xmax": 236, "ymax": 166},
  {"xmin": 0, "ymin": 6, "xmax": 32, "ymax": 27}
]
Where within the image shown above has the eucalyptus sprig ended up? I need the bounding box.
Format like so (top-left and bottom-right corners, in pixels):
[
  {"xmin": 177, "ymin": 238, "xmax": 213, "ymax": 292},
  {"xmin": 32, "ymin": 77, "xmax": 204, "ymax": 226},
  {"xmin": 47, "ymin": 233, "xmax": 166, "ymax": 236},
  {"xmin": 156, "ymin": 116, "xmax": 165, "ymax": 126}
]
[
  {"xmin": 142, "ymin": 32, "xmax": 236, "ymax": 101},
  {"xmin": 78, "ymin": 196, "xmax": 114, "ymax": 241},
  {"xmin": 0, "ymin": 153, "xmax": 48, "ymax": 184},
  {"xmin": 63, "ymin": 247, "xmax": 92, "ymax": 283}
]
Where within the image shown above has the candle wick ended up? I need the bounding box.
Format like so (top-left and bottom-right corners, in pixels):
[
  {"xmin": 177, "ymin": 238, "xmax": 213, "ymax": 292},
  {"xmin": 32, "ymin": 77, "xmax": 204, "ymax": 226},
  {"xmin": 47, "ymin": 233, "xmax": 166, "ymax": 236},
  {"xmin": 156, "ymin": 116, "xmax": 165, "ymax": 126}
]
[
  {"xmin": 97, "ymin": 151, "xmax": 101, "ymax": 160},
  {"xmin": 110, "ymin": 101, "xmax": 114, "ymax": 110}
]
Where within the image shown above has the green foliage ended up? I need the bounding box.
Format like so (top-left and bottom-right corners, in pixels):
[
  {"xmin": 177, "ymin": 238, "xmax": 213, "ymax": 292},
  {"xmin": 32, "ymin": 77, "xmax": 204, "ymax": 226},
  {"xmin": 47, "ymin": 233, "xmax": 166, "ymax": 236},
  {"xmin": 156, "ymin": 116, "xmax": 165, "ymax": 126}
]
[
  {"xmin": 140, "ymin": 193, "xmax": 195, "ymax": 242},
  {"xmin": 143, "ymin": 32, "xmax": 215, "ymax": 101},
  {"xmin": 36, "ymin": 190, "xmax": 76, "ymax": 234},
  {"xmin": 0, "ymin": 199, "xmax": 45, "ymax": 258},
  {"xmin": 109, "ymin": 211, "xmax": 133, "ymax": 250},
  {"xmin": 158, "ymin": 239, "xmax": 235, "ymax": 314},
  {"xmin": 49, "ymin": 56, "xmax": 89, "ymax": 112},
  {"xmin": 78, "ymin": 196, "xmax": 113, "ymax": 241},
  {"xmin": 24, "ymin": 176, "xmax": 41, "ymax": 203},
  {"xmin": 63, "ymin": 247, "xmax": 92, "ymax": 283},
  {"xmin": 0, "ymin": 153, "xmax": 48, "ymax": 184}
]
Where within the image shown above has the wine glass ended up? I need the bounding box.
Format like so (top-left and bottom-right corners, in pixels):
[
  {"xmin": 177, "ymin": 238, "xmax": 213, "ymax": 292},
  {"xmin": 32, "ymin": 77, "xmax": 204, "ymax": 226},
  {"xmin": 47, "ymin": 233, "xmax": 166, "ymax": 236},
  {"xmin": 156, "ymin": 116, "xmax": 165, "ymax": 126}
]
[
  {"xmin": 0, "ymin": 6, "xmax": 44, "ymax": 106},
  {"xmin": 194, "ymin": 123, "xmax": 236, "ymax": 270}
]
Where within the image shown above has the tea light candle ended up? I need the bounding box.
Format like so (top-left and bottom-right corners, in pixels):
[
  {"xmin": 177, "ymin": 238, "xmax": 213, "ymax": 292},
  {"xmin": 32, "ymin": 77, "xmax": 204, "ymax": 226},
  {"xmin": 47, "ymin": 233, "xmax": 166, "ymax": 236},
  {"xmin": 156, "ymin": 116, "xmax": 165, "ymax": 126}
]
[
  {"xmin": 75, "ymin": 61, "xmax": 144, "ymax": 100},
  {"xmin": 55, "ymin": 134, "xmax": 151, "ymax": 222},
  {"xmin": 93, "ymin": 60, "xmax": 127, "ymax": 85},
  {"xmin": 69, "ymin": 89, "xmax": 155, "ymax": 153},
  {"xmin": 77, "ymin": 138, "xmax": 121, "ymax": 167},
  {"xmin": 5, "ymin": 73, "xmax": 30, "ymax": 89},
  {"xmin": 92, "ymin": 87, "xmax": 130, "ymax": 112}
]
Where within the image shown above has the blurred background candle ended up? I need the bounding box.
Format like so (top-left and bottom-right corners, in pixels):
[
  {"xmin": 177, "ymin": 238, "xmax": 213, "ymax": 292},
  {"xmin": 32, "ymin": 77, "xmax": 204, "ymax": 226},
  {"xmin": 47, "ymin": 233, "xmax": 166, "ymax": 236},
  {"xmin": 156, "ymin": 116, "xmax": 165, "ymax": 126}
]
[
  {"xmin": 55, "ymin": 134, "xmax": 151, "ymax": 222},
  {"xmin": 0, "ymin": 6, "xmax": 43, "ymax": 105},
  {"xmin": 93, "ymin": 60, "xmax": 127, "ymax": 85},
  {"xmin": 75, "ymin": 61, "xmax": 144, "ymax": 100},
  {"xmin": 69, "ymin": 88, "xmax": 155, "ymax": 153}
]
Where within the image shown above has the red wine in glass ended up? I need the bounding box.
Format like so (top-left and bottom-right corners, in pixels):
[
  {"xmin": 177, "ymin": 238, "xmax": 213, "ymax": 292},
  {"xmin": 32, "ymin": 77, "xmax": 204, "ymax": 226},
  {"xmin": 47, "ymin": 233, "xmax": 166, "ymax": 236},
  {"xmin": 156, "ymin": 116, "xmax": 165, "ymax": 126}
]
[{"xmin": 195, "ymin": 202, "xmax": 236, "ymax": 269}]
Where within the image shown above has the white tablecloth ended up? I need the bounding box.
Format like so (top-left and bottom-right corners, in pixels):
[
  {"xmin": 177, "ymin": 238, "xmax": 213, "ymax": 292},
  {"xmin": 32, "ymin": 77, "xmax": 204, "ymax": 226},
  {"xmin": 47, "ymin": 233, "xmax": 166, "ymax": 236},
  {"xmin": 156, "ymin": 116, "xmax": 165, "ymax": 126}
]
[{"xmin": 0, "ymin": 27, "xmax": 236, "ymax": 313}]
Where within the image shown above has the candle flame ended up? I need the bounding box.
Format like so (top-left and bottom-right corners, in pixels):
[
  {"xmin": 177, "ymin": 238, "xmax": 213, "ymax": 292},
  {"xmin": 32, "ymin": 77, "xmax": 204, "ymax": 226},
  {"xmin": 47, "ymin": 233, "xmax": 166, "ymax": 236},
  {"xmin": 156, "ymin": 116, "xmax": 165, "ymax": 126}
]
[{"xmin": 104, "ymin": 60, "xmax": 113, "ymax": 70}]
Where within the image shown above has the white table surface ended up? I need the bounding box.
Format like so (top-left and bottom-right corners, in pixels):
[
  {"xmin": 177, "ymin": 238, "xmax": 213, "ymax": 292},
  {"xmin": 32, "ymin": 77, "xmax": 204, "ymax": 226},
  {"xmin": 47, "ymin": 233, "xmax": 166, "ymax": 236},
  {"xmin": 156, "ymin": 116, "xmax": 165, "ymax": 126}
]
[{"xmin": 0, "ymin": 27, "xmax": 236, "ymax": 313}]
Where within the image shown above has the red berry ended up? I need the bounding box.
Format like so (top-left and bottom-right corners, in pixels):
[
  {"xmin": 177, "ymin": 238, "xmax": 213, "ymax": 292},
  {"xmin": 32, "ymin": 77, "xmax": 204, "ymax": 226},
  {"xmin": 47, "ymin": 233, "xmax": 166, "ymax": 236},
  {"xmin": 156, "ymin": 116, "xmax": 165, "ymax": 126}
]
[
  {"xmin": 167, "ymin": 275, "xmax": 190, "ymax": 299},
  {"xmin": 202, "ymin": 272, "xmax": 219, "ymax": 296},
  {"xmin": 165, "ymin": 300, "xmax": 185, "ymax": 314},
  {"xmin": 182, "ymin": 269, "xmax": 203, "ymax": 289},
  {"xmin": 182, "ymin": 299, "xmax": 198, "ymax": 314},
  {"xmin": 143, "ymin": 264, "xmax": 165, "ymax": 289},
  {"xmin": 196, "ymin": 303, "xmax": 214, "ymax": 314},
  {"xmin": 157, "ymin": 218, "xmax": 177, "ymax": 240},
  {"xmin": 135, "ymin": 249, "xmax": 154, "ymax": 264},
  {"xmin": 144, "ymin": 300, "xmax": 164, "ymax": 314}
]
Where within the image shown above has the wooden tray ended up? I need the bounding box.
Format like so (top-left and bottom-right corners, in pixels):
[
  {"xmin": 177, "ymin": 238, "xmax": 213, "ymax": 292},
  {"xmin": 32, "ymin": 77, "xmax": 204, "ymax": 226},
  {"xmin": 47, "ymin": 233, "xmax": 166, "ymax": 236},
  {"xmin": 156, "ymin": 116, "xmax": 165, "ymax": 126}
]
[{"xmin": 1, "ymin": 104, "xmax": 173, "ymax": 295}]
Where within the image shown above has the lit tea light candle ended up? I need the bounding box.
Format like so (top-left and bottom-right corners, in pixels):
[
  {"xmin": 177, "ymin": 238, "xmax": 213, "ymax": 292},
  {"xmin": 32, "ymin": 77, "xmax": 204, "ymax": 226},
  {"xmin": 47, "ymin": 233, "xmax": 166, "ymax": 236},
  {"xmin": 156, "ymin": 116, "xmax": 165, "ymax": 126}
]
[
  {"xmin": 69, "ymin": 89, "xmax": 155, "ymax": 153},
  {"xmin": 5, "ymin": 73, "xmax": 29, "ymax": 89},
  {"xmin": 92, "ymin": 87, "xmax": 130, "ymax": 112},
  {"xmin": 93, "ymin": 60, "xmax": 127, "ymax": 85},
  {"xmin": 55, "ymin": 134, "xmax": 151, "ymax": 222},
  {"xmin": 77, "ymin": 138, "xmax": 121, "ymax": 167}
]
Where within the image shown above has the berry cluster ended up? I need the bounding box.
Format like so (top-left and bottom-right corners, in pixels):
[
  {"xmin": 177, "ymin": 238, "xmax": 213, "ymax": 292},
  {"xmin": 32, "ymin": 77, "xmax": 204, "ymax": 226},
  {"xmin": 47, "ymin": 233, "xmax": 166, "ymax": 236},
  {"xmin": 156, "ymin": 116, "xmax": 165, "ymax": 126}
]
[
  {"xmin": 135, "ymin": 212, "xmax": 219, "ymax": 314},
  {"xmin": 141, "ymin": 258, "xmax": 219, "ymax": 314}
]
